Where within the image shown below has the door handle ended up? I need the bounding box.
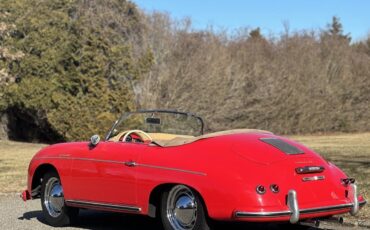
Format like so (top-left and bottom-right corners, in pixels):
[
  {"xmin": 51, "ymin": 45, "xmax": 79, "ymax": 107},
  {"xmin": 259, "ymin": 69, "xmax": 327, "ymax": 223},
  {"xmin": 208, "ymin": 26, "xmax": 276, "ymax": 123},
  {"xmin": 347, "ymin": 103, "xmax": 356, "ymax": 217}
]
[{"xmin": 124, "ymin": 161, "xmax": 137, "ymax": 167}]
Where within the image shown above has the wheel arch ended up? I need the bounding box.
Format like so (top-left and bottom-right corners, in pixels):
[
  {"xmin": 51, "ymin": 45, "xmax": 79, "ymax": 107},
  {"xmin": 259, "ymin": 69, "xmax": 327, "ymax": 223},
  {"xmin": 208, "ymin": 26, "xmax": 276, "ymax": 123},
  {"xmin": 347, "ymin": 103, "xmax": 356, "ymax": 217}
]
[
  {"xmin": 31, "ymin": 163, "xmax": 59, "ymax": 198},
  {"xmin": 148, "ymin": 183, "xmax": 209, "ymax": 219}
]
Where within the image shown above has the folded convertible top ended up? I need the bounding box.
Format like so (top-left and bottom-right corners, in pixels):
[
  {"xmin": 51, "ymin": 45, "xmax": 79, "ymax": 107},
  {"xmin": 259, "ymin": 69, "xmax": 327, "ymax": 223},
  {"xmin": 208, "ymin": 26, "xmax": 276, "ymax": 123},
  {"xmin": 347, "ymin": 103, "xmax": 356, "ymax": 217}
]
[{"xmin": 153, "ymin": 129, "xmax": 272, "ymax": 147}]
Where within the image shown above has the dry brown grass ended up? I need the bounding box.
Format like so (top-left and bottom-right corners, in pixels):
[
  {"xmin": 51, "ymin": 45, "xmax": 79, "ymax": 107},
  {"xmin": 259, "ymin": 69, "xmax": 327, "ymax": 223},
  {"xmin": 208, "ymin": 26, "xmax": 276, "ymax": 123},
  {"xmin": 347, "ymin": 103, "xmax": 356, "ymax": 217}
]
[
  {"xmin": 0, "ymin": 140, "xmax": 46, "ymax": 195},
  {"xmin": 0, "ymin": 133, "xmax": 368, "ymax": 222}
]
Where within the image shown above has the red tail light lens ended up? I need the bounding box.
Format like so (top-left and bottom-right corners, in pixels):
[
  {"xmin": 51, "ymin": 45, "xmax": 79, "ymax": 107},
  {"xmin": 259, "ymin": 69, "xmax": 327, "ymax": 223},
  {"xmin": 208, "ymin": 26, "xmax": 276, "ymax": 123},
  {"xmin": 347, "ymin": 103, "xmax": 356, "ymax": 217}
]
[
  {"xmin": 256, "ymin": 185, "xmax": 266, "ymax": 194},
  {"xmin": 341, "ymin": 178, "xmax": 355, "ymax": 185}
]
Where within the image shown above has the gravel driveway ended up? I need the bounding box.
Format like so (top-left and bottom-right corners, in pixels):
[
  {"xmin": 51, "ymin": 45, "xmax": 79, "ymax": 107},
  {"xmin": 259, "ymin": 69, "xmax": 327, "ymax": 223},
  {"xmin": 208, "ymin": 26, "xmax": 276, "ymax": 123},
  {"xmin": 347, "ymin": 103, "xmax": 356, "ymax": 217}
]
[{"xmin": 0, "ymin": 194, "xmax": 367, "ymax": 230}]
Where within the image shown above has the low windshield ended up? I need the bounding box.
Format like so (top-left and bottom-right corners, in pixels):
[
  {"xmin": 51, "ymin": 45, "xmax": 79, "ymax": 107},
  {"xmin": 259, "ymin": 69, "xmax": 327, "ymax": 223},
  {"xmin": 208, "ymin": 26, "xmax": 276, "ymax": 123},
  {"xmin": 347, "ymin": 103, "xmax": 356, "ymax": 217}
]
[{"xmin": 106, "ymin": 110, "xmax": 204, "ymax": 140}]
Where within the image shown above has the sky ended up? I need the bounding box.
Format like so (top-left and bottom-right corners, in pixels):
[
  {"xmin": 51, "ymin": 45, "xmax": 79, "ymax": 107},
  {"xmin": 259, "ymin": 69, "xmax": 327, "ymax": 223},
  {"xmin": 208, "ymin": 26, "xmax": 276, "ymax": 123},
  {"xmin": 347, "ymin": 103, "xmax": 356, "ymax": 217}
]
[{"xmin": 133, "ymin": 0, "xmax": 370, "ymax": 41}]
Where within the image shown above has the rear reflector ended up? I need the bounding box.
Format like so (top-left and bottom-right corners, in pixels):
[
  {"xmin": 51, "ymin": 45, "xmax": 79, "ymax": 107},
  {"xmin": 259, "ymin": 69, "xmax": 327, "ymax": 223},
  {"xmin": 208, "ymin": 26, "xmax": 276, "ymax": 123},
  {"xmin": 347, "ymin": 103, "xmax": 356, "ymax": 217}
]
[
  {"xmin": 260, "ymin": 138, "xmax": 304, "ymax": 154},
  {"xmin": 296, "ymin": 166, "xmax": 325, "ymax": 174}
]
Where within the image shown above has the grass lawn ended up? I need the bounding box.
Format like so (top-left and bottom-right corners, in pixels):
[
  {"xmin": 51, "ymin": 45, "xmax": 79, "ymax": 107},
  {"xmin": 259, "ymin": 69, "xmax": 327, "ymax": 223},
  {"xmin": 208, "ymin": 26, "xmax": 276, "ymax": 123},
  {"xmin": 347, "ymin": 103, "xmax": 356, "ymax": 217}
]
[
  {"xmin": 0, "ymin": 133, "xmax": 369, "ymax": 224},
  {"xmin": 0, "ymin": 141, "xmax": 46, "ymax": 195}
]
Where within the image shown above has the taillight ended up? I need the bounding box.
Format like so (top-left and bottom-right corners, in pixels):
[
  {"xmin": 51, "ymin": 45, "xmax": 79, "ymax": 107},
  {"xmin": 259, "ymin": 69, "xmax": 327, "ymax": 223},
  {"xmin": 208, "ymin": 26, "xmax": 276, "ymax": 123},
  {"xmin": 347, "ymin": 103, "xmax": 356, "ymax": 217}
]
[
  {"xmin": 341, "ymin": 178, "xmax": 355, "ymax": 186},
  {"xmin": 256, "ymin": 185, "xmax": 266, "ymax": 194},
  {"xmin": 270, "ymin": 184, "xmax": 279, "ymax": 193}
]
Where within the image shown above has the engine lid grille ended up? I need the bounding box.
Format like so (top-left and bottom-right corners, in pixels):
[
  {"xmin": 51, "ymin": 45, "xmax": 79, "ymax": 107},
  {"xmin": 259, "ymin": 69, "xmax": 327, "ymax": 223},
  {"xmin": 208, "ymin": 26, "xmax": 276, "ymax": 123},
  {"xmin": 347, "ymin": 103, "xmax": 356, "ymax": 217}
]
[{"xmin": 260, "ymin": 138, "xmax": 304, "ymax": 155}]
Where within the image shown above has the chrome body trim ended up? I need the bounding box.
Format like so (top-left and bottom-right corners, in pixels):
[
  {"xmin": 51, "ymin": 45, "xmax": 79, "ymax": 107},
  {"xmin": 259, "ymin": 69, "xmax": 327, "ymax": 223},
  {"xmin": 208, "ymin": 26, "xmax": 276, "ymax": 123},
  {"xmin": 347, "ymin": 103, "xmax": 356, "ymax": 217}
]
[
  {"xmin": 136, "ymin": 163, "xmax": 207, "ymax": 176},
  {"xmin": 296, "ymin": 166, "xmax": 325, "ymax": 174},
  {"xmin": 36, "ymin": 156, "xmax": 124, "ymax": 164},
  {"xmin": 300, "ymin": 203, "xmax": 353, "ymax": 213},
  {"xmin": 235, "ymin": 203, "xmax": 356, "ymax": 218},
  {"xmin": 35, "ymin": 157, "xmax": 206, "ymax": 176},
  {"xmin": 236, "ymin": 210, "xmax": 291, "ymax": 217},
  {"xmin": 65, "ymin": 200, "xmax": 141, "ymax": 212},
  {"xmin": 124, "ymin": 161, "xmax": 137, "ymax": 167},
  {"xmin": 302, "ymin": 175, "xmax": 325, "ymax": 182}
]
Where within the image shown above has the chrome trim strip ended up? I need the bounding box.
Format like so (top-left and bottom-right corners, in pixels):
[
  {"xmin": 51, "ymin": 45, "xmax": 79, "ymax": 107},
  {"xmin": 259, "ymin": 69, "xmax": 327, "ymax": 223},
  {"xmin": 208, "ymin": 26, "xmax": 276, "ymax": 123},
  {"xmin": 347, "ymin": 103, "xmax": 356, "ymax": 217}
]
[
  {"xmin": 300, "ymin": 203, "xmax": 353, "ymax": 214},
  {"xmin": 36, "ymin": 157, "xmax": 125, "ymax": 165},
  {"xmin": 302, "ymin": 175, "xmax": 325, "ymax": 182},
  {"xmin": 35, "ymin": 157, "xmax": 206, "ymax": 176},
  {"xmin": 235, "ymin": 203, "xmax": 354, "ymax": 218},
  {"xmin": 236, "ymin": 210, "xmax": 291, "ymax": 217},
  {"xmin": 136, "ymin": 163, "xmax": 207, "ymax": 176},
  {"xmin": 65, "ymin": 200, "xmax": 141, "ymax": 212}
]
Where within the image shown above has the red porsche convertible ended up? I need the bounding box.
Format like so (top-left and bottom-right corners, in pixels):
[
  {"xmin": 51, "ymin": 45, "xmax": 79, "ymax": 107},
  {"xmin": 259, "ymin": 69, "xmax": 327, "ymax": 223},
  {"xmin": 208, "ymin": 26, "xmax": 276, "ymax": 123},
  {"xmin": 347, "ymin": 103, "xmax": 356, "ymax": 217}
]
[{"xmin": 22, "ymin": 109, "xmax": 366, "ymax": 230}]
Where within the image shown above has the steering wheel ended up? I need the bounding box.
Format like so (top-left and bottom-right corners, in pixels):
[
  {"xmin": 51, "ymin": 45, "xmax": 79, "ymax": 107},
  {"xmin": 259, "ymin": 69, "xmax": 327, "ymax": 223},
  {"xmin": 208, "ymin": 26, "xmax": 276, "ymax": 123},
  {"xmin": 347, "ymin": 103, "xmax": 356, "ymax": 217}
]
[{"xmin": 121, "ymin": 130, "xmax": 153, "ymax": 143}]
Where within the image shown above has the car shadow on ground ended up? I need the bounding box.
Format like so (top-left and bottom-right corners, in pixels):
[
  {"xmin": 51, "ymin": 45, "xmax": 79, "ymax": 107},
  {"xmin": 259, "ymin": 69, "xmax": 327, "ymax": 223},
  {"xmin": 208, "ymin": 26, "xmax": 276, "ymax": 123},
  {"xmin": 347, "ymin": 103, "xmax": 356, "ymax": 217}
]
[
  {"xmin": 18, "ymin": 210, "xmax": 43, "ymax": 221},
  {"xmin": 19, "ymin": 209, "xmax": 319, "ymax": 230}
]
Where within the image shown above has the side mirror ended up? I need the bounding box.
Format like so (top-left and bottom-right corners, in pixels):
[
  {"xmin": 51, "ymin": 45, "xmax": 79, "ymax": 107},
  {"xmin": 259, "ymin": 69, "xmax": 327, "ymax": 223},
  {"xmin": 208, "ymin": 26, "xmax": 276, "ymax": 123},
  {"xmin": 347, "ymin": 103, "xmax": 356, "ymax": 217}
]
[{"xmin": 89, "ymin": 134, "xmax": 100, "ymax": 147}]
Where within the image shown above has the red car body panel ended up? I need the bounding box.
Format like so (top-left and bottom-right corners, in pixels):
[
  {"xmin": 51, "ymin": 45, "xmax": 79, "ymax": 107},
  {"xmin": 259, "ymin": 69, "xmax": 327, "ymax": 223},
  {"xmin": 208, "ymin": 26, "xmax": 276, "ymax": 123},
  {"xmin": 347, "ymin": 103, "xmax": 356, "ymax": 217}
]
[{"xmin": 25, "ymin": 132, "xmax": 366, "ymax": 222}]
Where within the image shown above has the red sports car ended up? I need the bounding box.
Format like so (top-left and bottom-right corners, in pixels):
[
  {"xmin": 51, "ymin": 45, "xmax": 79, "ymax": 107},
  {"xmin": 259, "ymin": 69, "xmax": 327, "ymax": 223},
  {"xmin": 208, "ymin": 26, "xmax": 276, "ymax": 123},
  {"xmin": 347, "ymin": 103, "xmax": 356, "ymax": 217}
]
[{"xmin": 22, "ymin": 110, "xmax": 366, "ymax": 230}]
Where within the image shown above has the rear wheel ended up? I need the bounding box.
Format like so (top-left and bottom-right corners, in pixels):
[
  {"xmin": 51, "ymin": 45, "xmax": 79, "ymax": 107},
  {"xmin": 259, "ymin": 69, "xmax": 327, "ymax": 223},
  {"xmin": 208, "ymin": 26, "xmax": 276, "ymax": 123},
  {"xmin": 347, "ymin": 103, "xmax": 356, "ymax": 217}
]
[
  {"xmin": 41, "ymin": 171, "xmax": 79, "ymax": 226},
  {"xmin": 161, "ymin": 185, "xmax": 210, "ymax": 230}
]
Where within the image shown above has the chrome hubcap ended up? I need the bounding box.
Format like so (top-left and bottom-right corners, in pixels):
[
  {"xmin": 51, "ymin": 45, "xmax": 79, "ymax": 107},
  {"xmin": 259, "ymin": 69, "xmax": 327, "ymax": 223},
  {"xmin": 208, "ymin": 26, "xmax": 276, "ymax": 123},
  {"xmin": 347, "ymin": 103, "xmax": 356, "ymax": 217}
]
[
  {"xmin": 44, "ymin": 177, "xmax": 64, "ymax": 217},
  {"xmin": 167, "ymin": 185, "xmax": 197, "ymax": 230}
]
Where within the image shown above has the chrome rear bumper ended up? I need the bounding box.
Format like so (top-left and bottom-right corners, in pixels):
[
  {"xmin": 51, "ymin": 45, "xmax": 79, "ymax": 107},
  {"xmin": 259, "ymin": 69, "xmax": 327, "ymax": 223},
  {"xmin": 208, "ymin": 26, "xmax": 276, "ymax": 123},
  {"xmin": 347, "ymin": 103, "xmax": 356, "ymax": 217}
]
[{"xmin": 235, "ymin": 185, "xmax": 366, "ymax": 224}]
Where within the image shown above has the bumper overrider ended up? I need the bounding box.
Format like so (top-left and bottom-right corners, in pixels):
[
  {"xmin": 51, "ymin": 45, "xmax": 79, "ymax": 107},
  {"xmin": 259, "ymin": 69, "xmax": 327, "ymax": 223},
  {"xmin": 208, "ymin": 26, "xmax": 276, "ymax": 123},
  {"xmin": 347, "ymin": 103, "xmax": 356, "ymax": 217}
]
[
  {"xmin": 235, "ymin": 184, "xmax": 367, "ymax": 224},
  {"xmin": 21, "ymin": 189, "xmax": 31, "ymax": 201}
]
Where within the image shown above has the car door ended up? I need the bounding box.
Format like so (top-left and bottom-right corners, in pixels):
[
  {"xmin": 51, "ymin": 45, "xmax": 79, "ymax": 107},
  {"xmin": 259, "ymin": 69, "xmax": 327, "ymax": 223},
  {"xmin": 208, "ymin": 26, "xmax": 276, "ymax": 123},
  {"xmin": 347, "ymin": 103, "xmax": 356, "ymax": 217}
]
[{"xmin": 68, "ymin": 141, "xmax": 139, "ymax": 206}]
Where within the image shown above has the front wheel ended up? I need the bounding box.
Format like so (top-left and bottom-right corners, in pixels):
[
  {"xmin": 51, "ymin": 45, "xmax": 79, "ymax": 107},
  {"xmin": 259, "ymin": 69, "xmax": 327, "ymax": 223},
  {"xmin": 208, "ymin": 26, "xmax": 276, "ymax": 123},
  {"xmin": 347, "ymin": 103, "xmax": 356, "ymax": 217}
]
[
  {"xmin": 161, "ymin": 185, "xmax": 210, "ymax": 230},
  {"xmin": 41, "ymin": 171, "xmax": 79, "ymax": 227}
]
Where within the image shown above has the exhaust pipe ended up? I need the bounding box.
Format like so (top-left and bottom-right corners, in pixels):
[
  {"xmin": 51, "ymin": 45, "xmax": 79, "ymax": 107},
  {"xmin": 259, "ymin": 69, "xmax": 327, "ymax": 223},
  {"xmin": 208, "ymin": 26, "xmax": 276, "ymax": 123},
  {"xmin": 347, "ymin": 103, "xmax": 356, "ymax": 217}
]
[
  {"xmin": 300, "ymin": 217, "xmax": 344, "ymax": 228},
  {"xmin": 320, "ymin": 216, "xmax": 344, "ymax": 224},
  {"xmin": 299, "ymin": 219, "xmax": 320, "ymax": 228}
]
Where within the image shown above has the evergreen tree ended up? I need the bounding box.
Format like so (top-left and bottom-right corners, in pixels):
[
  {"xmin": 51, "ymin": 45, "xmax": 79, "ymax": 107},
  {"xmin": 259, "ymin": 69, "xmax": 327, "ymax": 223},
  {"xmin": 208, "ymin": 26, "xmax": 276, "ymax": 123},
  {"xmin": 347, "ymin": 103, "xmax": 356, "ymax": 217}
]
[
  {"xmin": 325, "ymin": 16, "xmax": 351, "ymax": 42},
  {"xmin": 249, "ymin": 27, "xmax": 263, "ymax": 40},
  {"xmin": 0, "ymin": 0, "xmax": 153, "ymax": 141}
]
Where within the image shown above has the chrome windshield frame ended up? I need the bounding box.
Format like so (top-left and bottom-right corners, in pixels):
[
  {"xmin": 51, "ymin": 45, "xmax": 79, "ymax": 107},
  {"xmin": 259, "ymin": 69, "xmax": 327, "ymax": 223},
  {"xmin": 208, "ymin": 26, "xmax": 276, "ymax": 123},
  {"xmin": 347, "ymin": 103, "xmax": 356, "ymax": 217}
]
[{"xmin": 105, "ymin": 109, "xmax": 205, "ymax": 141}]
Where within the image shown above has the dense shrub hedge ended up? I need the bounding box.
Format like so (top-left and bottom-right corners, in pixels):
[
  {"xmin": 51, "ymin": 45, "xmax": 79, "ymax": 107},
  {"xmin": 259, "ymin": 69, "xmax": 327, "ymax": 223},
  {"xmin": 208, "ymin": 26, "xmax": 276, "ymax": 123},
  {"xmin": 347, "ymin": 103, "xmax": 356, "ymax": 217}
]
[{"xmin": 1, "ymin": 1, "xmax": 370, "ymax": 142}]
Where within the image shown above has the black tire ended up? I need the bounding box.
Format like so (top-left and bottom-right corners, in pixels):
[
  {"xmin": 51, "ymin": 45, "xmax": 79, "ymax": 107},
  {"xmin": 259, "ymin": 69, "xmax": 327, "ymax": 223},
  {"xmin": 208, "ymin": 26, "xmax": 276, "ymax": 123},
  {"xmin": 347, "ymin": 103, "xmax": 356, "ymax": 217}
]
[
  {"xmin": 40, "ymin": 171, "xmax": 79, "ymax": 227},
  {"xmin": 160, "ymin": 185, "xmax": 210, "ymax": 230}
]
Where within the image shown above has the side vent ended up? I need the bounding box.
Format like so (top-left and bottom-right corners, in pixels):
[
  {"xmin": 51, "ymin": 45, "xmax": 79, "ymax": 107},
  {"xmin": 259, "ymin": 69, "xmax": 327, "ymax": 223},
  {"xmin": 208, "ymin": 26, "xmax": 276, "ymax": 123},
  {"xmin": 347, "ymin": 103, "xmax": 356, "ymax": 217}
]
[{"xmin": 260, "ymin": 138, "xmax": 304, "ymax": 155}]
